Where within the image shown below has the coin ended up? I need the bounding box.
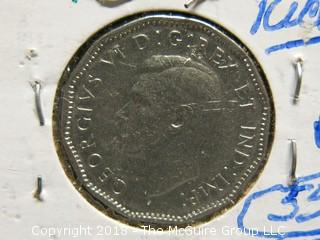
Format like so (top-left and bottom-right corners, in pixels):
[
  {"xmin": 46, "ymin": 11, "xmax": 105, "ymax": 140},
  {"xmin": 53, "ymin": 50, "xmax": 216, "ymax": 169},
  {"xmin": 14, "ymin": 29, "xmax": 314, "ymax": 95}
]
[{"xmin": 53, "ymin": 12, "xmax": 275, "ymax": 227}]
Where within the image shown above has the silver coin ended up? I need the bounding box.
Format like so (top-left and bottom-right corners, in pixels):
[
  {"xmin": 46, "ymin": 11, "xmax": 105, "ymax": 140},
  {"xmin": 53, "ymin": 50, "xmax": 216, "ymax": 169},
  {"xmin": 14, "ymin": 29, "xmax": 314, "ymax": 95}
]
[{"xmin": 53, "ymin": 12, "xmax": 274, "ymax": 227}]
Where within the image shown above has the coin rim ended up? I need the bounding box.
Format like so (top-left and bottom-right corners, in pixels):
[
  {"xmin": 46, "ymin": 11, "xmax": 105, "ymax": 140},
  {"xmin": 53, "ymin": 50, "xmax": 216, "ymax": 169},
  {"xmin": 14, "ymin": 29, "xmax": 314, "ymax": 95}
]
[{"xmin": 52, "ymin": 10, "xmax": 276, "ymax": 229}]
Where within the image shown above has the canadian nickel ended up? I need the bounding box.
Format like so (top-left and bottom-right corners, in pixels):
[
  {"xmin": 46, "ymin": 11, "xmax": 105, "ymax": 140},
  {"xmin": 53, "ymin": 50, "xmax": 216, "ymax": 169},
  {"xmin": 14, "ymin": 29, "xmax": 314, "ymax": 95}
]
[{"xmin": 53, "ymin": 12, "xmax": 274, "ymax": 227}]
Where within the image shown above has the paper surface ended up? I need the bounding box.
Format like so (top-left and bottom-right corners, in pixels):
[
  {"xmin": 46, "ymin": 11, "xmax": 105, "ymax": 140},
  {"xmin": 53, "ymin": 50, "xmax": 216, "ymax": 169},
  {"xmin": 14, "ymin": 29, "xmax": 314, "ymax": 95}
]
[{"xmin": 1, "ymin": 0, "xmax": 319, "ymax": 239}]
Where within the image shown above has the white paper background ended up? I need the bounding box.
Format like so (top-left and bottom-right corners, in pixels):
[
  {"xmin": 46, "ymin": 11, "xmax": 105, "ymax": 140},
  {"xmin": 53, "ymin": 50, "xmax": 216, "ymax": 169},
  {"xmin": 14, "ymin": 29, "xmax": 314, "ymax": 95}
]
[{"xmin": 1, "ymin": 0, "xmax": 319, "ymax": 239}]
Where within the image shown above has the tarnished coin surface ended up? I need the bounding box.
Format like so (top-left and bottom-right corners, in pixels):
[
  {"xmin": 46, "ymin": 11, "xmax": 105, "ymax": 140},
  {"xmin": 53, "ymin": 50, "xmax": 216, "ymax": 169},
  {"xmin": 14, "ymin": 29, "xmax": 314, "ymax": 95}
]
[{"xmin": 53, "ymin": 12, "xmax": 274, "ymax": 227}]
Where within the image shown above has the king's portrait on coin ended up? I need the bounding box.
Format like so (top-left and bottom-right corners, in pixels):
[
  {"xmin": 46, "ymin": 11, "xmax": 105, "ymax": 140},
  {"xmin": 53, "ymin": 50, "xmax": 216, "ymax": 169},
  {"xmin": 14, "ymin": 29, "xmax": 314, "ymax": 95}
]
[
  {"xmin": 106, "ymin": 55, "xmax": 222, "ymax": 198},
  {"xmin": 54, "ymin": 12, "xmax": 274, "ymax": 227}
]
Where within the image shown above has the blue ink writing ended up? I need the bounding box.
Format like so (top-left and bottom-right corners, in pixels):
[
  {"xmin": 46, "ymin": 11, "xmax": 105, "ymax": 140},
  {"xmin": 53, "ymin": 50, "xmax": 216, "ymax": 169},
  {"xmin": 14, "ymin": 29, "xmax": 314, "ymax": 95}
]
[
  {"xmin": 315, "ymin": 119, "xmax": 320, "ymax": 148},
  {"xmin": 308, "ymin": 184, "xmax": 320, "ymax": 201},
  {"xmin": 238, "ymin": 172, "xmax": 320, "ymax": 239},
  {"xmin": 251, "ymin": 0, "xmax": 320, "ymax": 54},
  {"xmin": 266, "ymin": 35, "xmax": 320, "ymax": 54}
]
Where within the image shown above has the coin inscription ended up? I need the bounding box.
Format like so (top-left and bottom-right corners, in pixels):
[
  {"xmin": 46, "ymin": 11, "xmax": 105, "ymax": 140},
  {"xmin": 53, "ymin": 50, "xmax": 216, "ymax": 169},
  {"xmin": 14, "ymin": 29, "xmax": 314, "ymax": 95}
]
[{"xmin": 53, "ymin": 12, "xmax": 274, "ymax": 227}]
